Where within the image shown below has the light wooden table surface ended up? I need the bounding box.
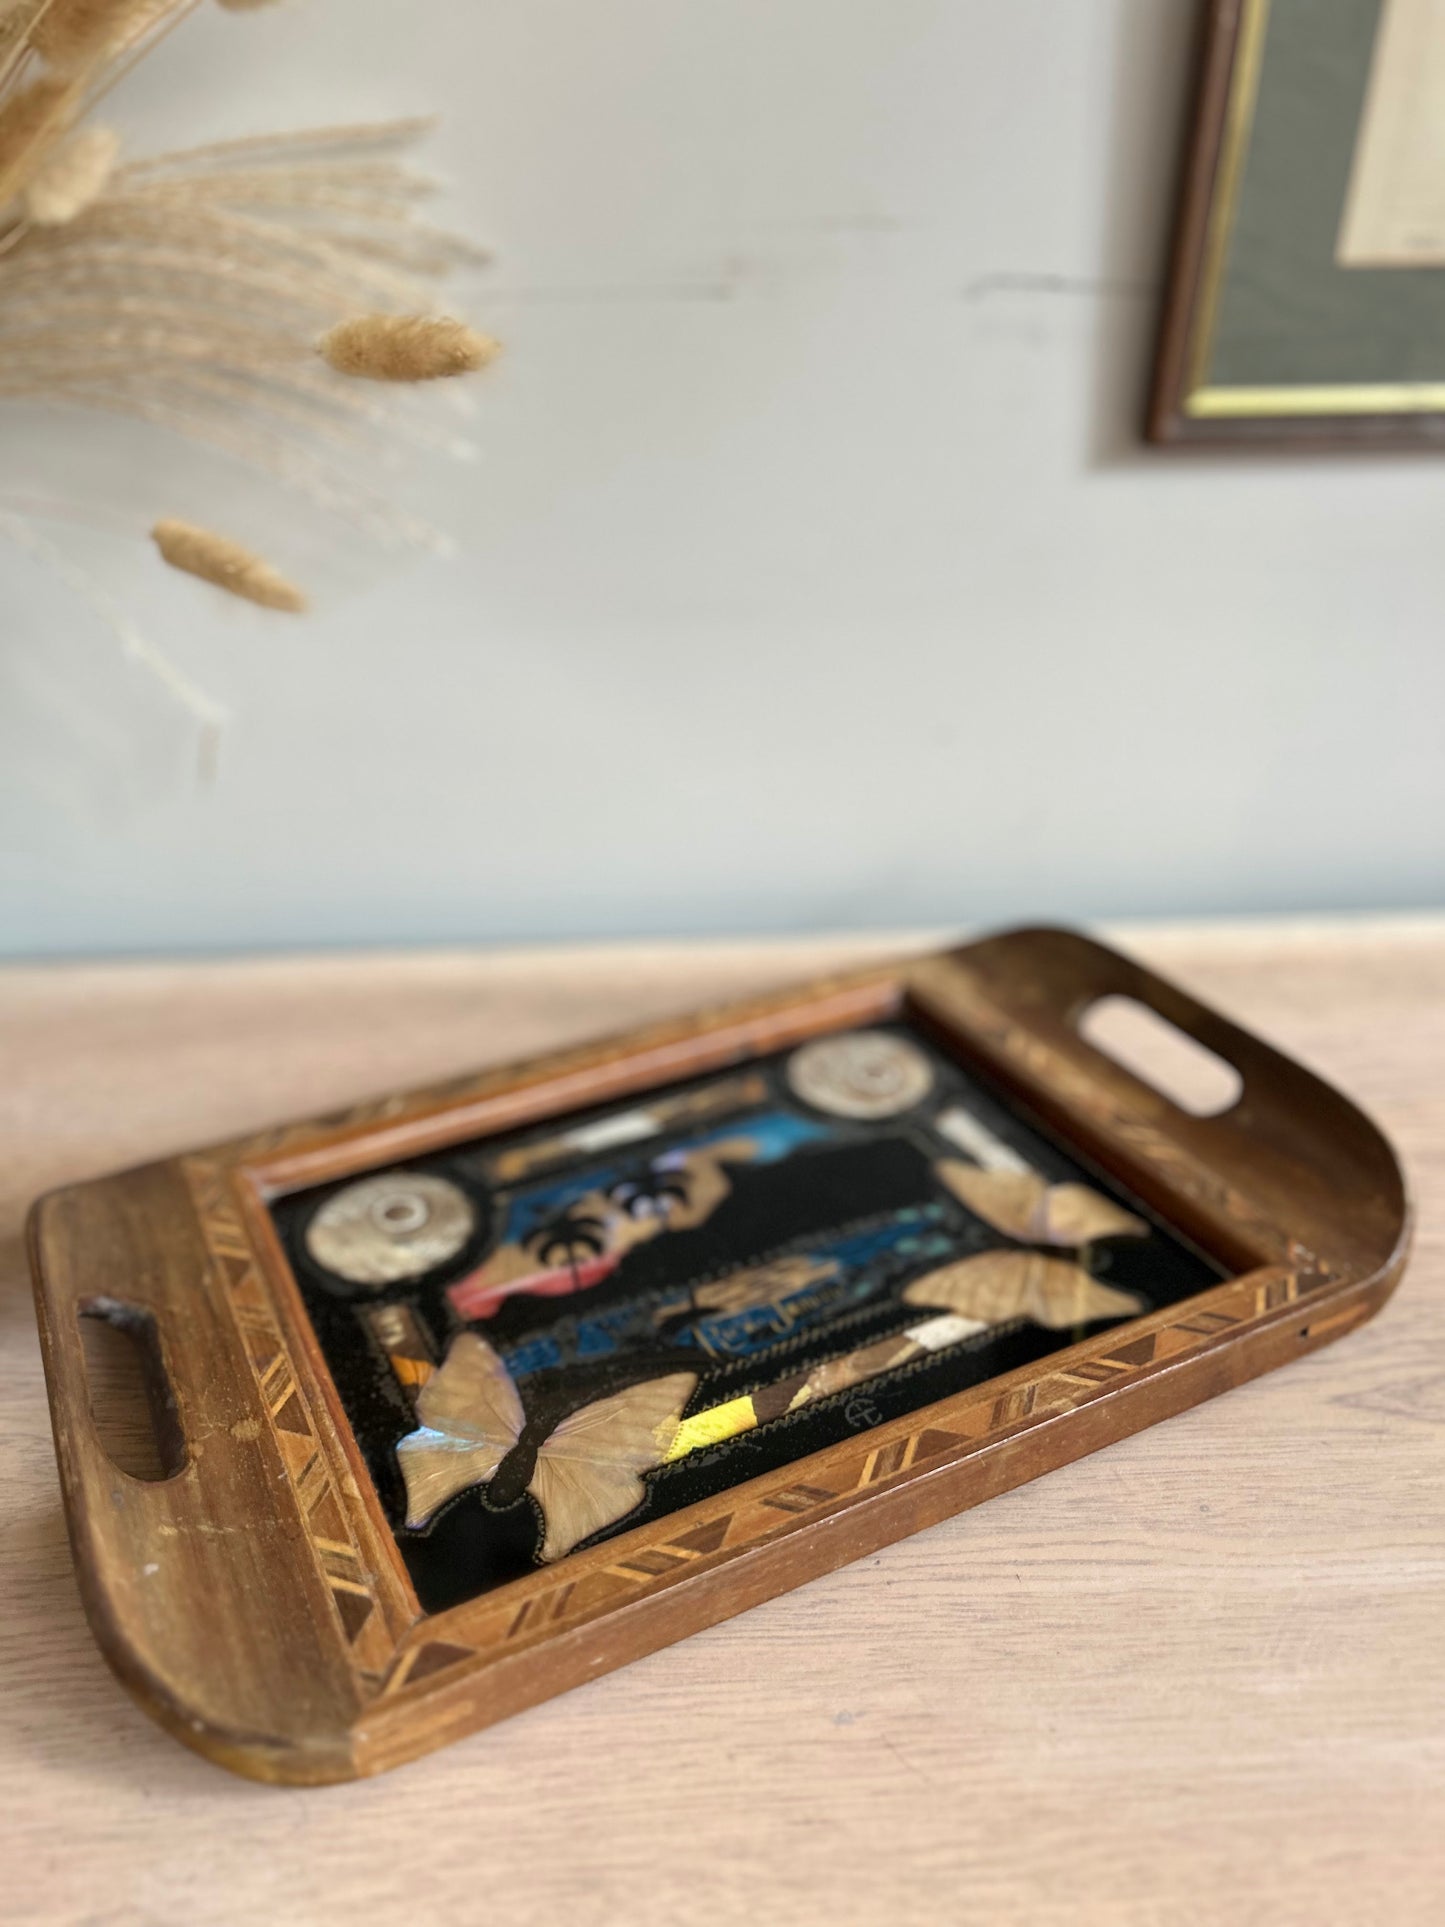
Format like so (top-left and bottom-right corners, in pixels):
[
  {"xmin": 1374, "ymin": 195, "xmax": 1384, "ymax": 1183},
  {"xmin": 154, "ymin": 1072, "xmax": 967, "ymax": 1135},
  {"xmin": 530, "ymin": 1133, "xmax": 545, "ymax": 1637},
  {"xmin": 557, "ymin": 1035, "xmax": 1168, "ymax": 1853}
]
[{"xmin": 2, "ymin": 923, "xmax": 1442, "ymax": 1926}]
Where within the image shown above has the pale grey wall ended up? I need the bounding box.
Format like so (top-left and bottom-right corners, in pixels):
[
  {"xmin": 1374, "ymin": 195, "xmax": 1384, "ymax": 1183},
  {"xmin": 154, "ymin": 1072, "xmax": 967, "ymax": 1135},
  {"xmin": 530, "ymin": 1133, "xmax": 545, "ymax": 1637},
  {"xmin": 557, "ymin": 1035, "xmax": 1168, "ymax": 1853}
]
[{"xmin": 3, "ymin": 0, "xmax": 1442, "ymax": 956}]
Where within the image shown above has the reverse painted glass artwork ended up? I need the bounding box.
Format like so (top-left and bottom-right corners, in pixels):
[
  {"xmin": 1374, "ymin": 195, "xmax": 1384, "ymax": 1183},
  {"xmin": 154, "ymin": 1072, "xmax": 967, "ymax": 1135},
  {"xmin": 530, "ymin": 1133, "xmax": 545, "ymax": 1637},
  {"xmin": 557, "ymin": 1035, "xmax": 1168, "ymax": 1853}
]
[{"xmin": 273, "ymin": 1028, "xmax": 1225, "ymax": 1611}]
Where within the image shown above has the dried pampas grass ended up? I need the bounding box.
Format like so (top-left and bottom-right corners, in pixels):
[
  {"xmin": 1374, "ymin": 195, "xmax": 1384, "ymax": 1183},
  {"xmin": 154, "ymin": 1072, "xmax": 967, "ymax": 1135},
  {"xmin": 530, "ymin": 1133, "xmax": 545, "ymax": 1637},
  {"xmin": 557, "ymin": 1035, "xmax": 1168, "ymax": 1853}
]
[
  {"xmin": 2, "ymin": 501, "xmax": 226, "ymax": 774},
  {"xmin": 23, "ymin": 121, "xmax": 118, "ymax": 222},
  {"xmin": 0, "ymin": 73, "xmax": 82, "ymax": 207},
  {"xmin": 31, "ymin": 0, "xmax": 176, "ymax": 73},
  {"xmin": 1, "ymin": 118, "xmax": 494, "ymax": 547},
  {"xmin": 0, "ymin": 0, "xmax": 496, "ymax": 560},
  {"xmin": 0, "ymin": 4, "xmax": 55, "ymax": 68},
  {"xmin": 1, "ymin": 0, "xmax": 495, "ymax": 767},
  {"xmin": 152, "ymin": 517, "xmax": 307, "ymax": 610},
  {"xmin": 318, "ymin": 312, "xmax": 498, "ymax": 382}
]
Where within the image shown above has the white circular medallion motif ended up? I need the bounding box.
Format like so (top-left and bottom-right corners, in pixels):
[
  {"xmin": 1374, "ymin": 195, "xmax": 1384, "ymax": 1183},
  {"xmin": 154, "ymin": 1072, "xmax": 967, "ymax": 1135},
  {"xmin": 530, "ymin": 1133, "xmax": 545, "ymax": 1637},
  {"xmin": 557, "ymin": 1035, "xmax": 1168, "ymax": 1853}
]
[
  {"xmin": 305, "ymin": 1171, "xmax": 476, "ymax": 1286},
  {"xmin": 786, "ymin": 1031, "xmax": 935, "ymax": 1120}
]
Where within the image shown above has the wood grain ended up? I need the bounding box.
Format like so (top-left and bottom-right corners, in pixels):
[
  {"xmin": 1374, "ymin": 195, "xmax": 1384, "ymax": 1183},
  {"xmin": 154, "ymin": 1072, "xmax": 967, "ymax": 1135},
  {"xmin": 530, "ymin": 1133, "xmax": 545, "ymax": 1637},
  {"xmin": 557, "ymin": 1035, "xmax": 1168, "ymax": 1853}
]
[
  {"xmin": 26, "ymin": 928, "xmax": 1405, "ymax": 1781},
  {"xmin": 2, "ymin": 924, "xmax": 1442, "ymax": 1921}
]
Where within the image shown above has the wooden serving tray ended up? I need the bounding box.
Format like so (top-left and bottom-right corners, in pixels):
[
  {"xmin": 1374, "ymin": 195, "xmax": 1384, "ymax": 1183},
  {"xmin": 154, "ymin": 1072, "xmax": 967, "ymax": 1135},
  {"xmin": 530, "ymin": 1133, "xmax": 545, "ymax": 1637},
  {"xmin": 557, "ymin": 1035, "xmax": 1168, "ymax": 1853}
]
[{"xmin": 28, "ymin": 928, "xmax": 1411, "ymax": 1784}]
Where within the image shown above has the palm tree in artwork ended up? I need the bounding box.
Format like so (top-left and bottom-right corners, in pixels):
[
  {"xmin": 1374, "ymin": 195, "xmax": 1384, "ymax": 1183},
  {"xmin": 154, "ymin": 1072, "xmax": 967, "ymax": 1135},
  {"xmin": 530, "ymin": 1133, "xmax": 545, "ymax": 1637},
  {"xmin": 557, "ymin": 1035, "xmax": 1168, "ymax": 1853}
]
[{"xmin": 526, "ymin": 1202, "xmax": 609, "ymax": 1282}]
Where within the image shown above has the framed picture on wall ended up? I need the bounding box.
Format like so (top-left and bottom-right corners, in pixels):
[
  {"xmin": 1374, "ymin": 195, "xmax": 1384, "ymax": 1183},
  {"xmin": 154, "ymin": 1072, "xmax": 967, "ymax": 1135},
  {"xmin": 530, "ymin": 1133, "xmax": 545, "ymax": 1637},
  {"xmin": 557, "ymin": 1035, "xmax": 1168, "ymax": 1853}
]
[{"xmin": 1151, "ymin": 0, "xmax": 1445, "ymax": 446}]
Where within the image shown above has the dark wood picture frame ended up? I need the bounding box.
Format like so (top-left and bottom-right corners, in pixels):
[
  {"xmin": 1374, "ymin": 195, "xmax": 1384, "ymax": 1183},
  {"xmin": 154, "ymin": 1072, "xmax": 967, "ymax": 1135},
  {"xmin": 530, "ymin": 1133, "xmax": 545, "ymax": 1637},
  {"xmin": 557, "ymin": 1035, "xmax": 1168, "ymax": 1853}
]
[
  {"xmin": 29, "ymin": 928, "xmax": 1411, "ymax": 1783},
  {"xmin": 1150, "ymin": 0, "xmax": 1445, "ymax": 448}
]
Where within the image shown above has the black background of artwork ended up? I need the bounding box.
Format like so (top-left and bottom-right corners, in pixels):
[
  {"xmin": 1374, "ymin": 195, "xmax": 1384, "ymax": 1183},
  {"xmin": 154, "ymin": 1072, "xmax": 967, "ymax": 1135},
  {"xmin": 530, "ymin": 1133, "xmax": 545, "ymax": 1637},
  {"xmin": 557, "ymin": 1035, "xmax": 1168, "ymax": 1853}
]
[{"xmin": 273, "ymin": 1027, "xmax": 1226, "ymax": 1612}]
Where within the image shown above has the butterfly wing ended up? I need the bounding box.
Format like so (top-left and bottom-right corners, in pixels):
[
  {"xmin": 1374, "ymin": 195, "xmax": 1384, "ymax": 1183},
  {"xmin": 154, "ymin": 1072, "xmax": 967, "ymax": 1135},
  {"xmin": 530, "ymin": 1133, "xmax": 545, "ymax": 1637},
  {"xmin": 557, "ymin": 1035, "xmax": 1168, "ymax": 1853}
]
[
  {"xmin": 1015, "ymin": 1252, "xmax": 1143, "ymax": 1327},
  {"xmin": 903, "ymin": 1249, "xmax": 1035, "ymax": 1324},
  {"xmin": 528, "ymin": 1371, "xmax": 697, "ymax": 1562},
  {"xmin": 936, "ymin": 1159, "xmax": 1147, "ymax": 1247},
  {"xmin": 936, "ymin": 1162, "xmax": 1049, "ymax": 1240},
  {"xmin": 1037, "ymin": 1184, "xmax": 1147, "ymax": 1244},
  {"xmin": 396, "ymin": 1331, "xmax": 525, "ymax": 1527},
  {"xmin": 904, "ymin": 1250, "xmax": 1143, "ymax": 1330}
]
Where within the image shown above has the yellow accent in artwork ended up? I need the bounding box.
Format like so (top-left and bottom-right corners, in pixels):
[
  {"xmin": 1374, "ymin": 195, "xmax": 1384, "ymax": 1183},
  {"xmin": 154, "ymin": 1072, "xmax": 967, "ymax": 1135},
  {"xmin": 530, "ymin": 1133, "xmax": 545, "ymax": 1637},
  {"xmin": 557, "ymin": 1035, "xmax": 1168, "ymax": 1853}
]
[
  {"xmin": 391, "ymin": 1356, "xmax": 434, "ymax": 1390},
  {"xmin": 666, "ymin": 1395, "xmax": 758, "ymax": 1462}
]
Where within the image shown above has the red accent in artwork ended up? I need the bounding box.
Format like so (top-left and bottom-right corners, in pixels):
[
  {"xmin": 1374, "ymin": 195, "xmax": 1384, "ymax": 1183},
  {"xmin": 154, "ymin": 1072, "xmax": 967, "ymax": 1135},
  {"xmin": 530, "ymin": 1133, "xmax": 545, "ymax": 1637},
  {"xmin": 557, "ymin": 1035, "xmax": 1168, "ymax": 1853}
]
[{"xmin": 447, "ymin": 1250, "xmax": 622, "ymax": 1321}]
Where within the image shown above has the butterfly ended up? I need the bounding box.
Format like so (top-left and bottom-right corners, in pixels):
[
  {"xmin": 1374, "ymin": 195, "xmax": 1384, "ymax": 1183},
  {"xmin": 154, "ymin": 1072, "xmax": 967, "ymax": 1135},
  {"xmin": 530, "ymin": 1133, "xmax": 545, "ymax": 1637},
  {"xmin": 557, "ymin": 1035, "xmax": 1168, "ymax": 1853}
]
[
  {"xmin": 934, "ymin": 1160, "xmax": 1148, "ymax": 1245},
  {"xmin": 904, "ymin": 1159, "xmax": 1149, "ymax": 1330},
  {"xmin": 903, "ymin": 1249, "xmax": 1143, "ymax": 1330},
  {"xmin": 396, "ymin": 1333, "xmax": 697, "ymax": 1563}
]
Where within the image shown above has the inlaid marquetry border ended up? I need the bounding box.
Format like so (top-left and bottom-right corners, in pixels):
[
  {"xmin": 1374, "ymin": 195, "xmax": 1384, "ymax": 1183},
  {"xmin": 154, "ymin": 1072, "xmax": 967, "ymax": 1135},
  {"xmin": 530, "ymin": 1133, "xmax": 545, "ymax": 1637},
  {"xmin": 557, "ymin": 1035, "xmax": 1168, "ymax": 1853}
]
[
  {"xmin": 372, "ymin": 1252, "xmax": 1354, "ymax": 1700},
  {"xmin": 178, "ymin": 937, "xmax": 1379, "ymax": 1727},
  {"xmin": 183, "ymin": 1155, "xmax": 404, "ymax": 1684}
]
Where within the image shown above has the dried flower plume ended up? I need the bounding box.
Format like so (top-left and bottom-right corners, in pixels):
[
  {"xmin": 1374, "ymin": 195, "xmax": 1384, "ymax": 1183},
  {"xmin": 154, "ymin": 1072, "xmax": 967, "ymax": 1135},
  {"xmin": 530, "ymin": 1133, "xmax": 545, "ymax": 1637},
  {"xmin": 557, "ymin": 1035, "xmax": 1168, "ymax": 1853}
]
[
  {"xmin": 0, "ymin": 73, "xmax": 82, "ymax": 207},
  {"xmin": 0, "ymin": 0, "xmax": 495, "ymax": 761},
  {"xmin": 23, "ymin": 121, "xmax": 118, "ymax": 222},
  {"xmin": 1, "ymin": 117, "xmax": 494, "ymax": 545},
  {"xmin": 318, "ymin": 312, "xmax": 499, "ymax": 382},
  {"xmin": 152, "ymin": 517, "xmax": 307, "ymax": 610},
  {"xmin": 31, "ymin": 0, "xmax": 174, "ymax": 72}
]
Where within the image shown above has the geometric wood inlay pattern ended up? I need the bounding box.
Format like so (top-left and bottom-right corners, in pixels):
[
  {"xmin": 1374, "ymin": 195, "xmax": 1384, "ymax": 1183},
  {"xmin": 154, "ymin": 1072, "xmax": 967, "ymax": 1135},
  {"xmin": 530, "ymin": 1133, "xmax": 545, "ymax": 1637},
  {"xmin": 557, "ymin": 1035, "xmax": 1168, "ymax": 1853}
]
[
  {"xmin": 377, "ymin": 1257, "xmax": 1348, "ymax": 1696},
  {"xmin": 182, "ymin": 1155, "xmax": 397, "ymax": 1684}
]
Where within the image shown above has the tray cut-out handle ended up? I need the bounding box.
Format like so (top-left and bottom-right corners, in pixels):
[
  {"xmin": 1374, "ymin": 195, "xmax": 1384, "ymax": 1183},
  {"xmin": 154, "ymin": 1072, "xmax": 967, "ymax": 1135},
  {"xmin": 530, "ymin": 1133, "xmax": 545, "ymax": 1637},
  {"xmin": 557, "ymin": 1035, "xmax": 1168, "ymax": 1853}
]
[
  {"xmin": 913, "ymin": 926, "xmax": 1409, "ymax": 1285},
  {"xmin": 77, "ymin": 1298, "xmax": 187, "ymax": 1483},
  {"xmin": 30, "ymin": 1163, "xmax": 371, "ymax": 1782},
  {"xmin": 1078, "ymin": 994, "xmax": 1244, "ymax": 1118}
]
